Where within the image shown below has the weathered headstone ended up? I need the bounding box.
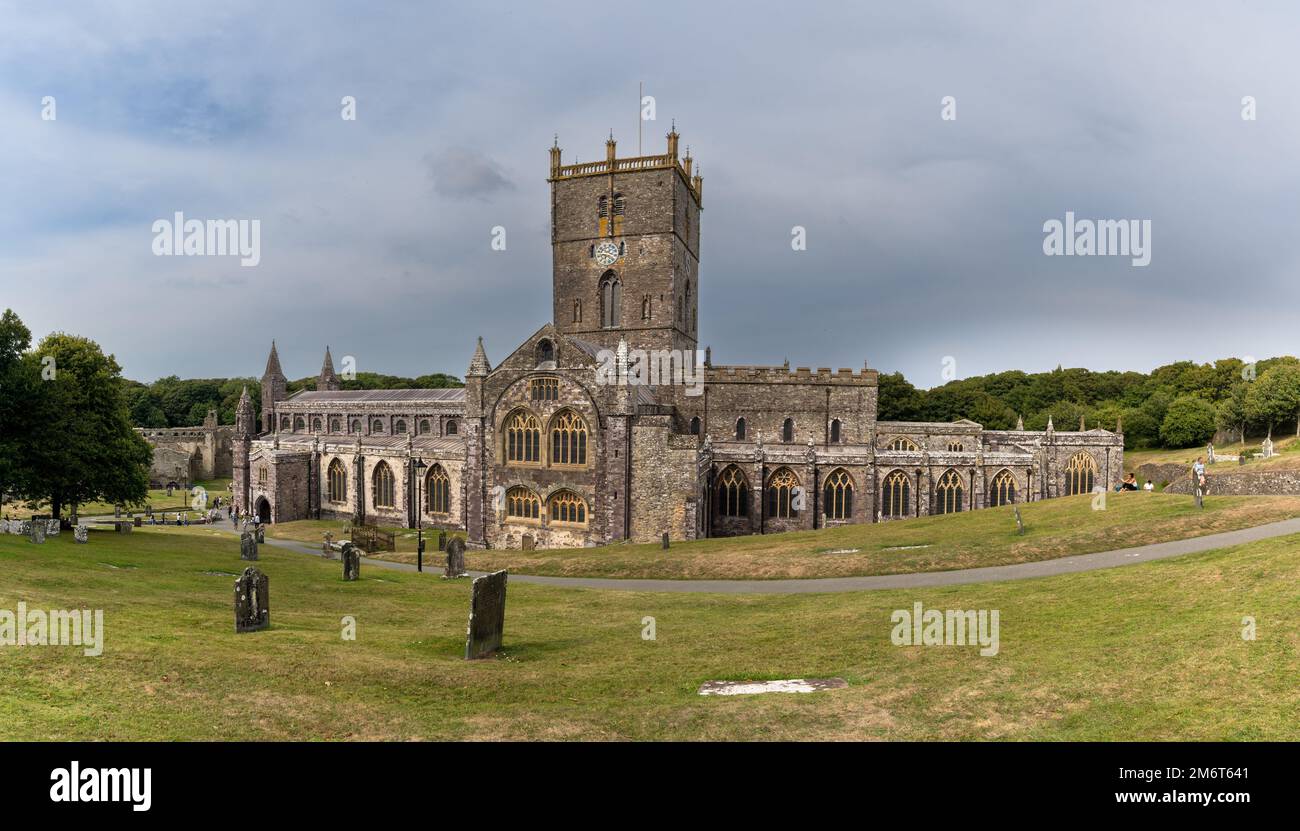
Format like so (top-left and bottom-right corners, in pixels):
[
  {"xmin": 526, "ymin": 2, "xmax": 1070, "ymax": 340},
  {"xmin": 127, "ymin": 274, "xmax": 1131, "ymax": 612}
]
[
  {"xmin": 45, "ymin": 519, "xmax": 60, "ymax": 536},
  {"xmin": 116, "ymin": 521, "xmax": 132, "ymax": 534},
  {"xmin": 322, "ymin": 532, "xmax": 335, "ymax": 558},
  {"xmin": 255, "ymin": 526, "xmax": 265, "ymax": 544},
  {"xmin": 134, "ymin": 516, "xmax": 142, "ymax": 527},
  {"xmin": 1206, "ymin": 443, "xmax": 1215, "ymax": 464},
  {"xmin": 341, "ymin": 542, "xmax": 360, "ymax": 581},
  {"xmin": 29, "ymin": 523, "xmax": 45, "ymax": 544},
  {"xmin": 444, "ymin": 537, "xmax": 467, "ymax": 578},
  {"xmin": 465, "ymin": 569, "xmax": 508, "ymax": 660},
  {"xmin": 240, "ymin": 531, "xmax": 258, "ymax": 561},
  {"xmin": 437, "ymin": 530, "xmax": 447, "ymax": 551},
  {"xmin": 73, "ymin": 525, "xmax": 89, "ymax": 544},
  {"xmin": 233, "ymin": 567, "xmax": 269, "ymax": 633},
  {"xmin": 662, "ymin": 532, "xmax": 670, "ymax": 549},
  {"xmin": 1013, "ymin": 505, "xmax": 1025, "ymax": 535},
  {"xmin": 521, "ymin": 533, "xmax": 535, "ymax": 551}
]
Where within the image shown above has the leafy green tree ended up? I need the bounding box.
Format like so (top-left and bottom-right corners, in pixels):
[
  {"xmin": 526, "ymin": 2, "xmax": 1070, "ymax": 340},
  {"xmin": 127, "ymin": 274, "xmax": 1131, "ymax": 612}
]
[
  {"xmin": 1119, "ymin": 406, "xmax": 1159, "ymax": 449},
  {"xmin": 1159, "ymin": 395, "xmax": 1217, "ymax": 448},
  {"xmin": 18, "ymin": 333, "xmax": 151, "ymax": 519},
  {"xmin": 1216, "ymin": 382, "xmax": 1251, "ymax": 445},
  {"xmin": 1245, "ymin": 363, "xmax": 1300, "ymax": 437},
  {"xmin": 0, "ymin": 309, "xmax": 36, "ymax": 503},
  {"xmin": 876, "ymin": 371, "xmax": 925, "ymax": 421}
]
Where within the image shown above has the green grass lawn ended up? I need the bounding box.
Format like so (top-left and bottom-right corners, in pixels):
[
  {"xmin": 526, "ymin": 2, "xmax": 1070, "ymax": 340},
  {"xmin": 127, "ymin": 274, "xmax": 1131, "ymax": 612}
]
[
  {"xmin": 343, "ymin": 493, "xmax": 1300, "ymax": 580},
  {"xmin": 2, "ymin": 478, "xmax": 234, "ymax": 521},
  {"xmin": 1125, "ymin": 436, "xmax": 1300, "ymax": 476},
  {"xmin": 1, "ymin": 521, "xmax": 1297, "ymax": 740}
]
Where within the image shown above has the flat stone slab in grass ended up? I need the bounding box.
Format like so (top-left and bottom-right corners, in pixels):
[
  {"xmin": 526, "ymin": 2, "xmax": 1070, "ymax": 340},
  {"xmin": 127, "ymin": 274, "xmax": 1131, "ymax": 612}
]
[{"xmin": 697, "ymin": 678, "xmax": 849, "ymax": 696}]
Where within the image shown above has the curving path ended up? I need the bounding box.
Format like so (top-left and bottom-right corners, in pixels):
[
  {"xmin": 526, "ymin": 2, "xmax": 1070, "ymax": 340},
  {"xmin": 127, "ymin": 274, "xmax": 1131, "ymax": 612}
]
[{"xmin": 190, "ymin": 515, "xmax": 1300, "ymax": 594}]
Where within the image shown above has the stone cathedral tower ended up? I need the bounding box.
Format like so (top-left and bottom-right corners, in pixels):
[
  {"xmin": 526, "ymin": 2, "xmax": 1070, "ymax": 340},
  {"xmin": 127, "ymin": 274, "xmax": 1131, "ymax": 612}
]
[{"xmin": 549, "ymin": 127, "xmax": 703, "ymax": 356}]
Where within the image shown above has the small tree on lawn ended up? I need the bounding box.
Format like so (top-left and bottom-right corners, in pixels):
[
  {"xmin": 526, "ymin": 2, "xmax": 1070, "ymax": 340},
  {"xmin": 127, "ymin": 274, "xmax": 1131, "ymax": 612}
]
[
  {"xmin": 1216, "ymin": 382, "xmax": 1251, "ymax": 446},
  {"xmin": 19, "ymin": 333, "xmax": 152, "ymax": 519},
  {"xmin": 1245, "ymin": 363, "xmax": 1300, "ymax": 439}
]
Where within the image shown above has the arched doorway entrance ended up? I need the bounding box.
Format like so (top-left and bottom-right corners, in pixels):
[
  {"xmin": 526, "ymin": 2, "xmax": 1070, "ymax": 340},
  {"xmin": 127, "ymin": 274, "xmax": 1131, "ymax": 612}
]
[{"xmin": 255, "ymin": 497, "xmax": 272, "ymax": 524}]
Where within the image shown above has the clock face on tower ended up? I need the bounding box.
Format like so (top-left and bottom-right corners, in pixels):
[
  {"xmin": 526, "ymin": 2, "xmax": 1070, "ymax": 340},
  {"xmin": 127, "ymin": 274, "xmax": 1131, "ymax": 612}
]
[{"xmin": 594, "ymin": 240, "xmax": 619, "ymax": 267}]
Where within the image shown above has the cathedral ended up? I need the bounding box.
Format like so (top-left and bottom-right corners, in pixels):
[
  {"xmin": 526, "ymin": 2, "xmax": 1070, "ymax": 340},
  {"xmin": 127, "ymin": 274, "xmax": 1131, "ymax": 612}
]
[{"xmin": 233, "ymin": 127, "xmax": 1123, "ymax": 549}]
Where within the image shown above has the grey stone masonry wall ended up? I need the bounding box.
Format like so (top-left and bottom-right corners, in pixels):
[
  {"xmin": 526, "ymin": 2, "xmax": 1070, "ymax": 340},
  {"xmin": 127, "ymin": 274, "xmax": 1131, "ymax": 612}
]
[
  {"xmin": 550, "ymin": 134, "xmax": 700, "ymax": 357},
  {"xmin": 1165, "ymin": 468, "xmax": 1300, "ymax": 495}
]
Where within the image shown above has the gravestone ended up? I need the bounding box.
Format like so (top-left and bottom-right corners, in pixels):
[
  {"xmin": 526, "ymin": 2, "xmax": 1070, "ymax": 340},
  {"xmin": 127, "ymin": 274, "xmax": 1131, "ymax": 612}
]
[
  {"xmin": 1262, "ymin": 437, "xmax": 1275, "ymax": 458},
  {"xmin": 444, "ymin": 537, "xmax": 467, "ymax": 579},
  {"xmin": 240, "ymin": 531, "xmax": 258, "ymax": 561},
  {"xmin": 661, "ymin": 532, "xmax": 670, "ymax": 549},
  {"xmin": 233, "ymin": 567, "xmax": 270, "ymax": 633},
  {"xmin": 255, "ymin": 526, "xmax": 265, "ymax": 544},
  {"xmin": 29, "ymin": 523, "xmax": 45, "ymax": 544},
  {"xmin": 1206, "ymin": 443, "xmax": 1215, "ymax": 464},
  {"xmin": 116, "ymin": 521, "xmax": 132, "ymax": 534},
  {"xmin": 521, "ymin": 533, "xmax": 535, "ymax": 551},
  {"xmin": 73, "ymin": 525, "xmax": 88, "ymax": 544},
  {"xmin": 45, "ymin": 519, "xmax": 60, "ymax": 536},
  {"xmin": 438, "ymin": 530, "xmax": 447, "ymax": 551},
  {"xmin": 134, "ymin": 516, "xmax": 142, "ymax": 527},
  {"xmin": 341, "ymin": 542, "xmax": 360, "ymax": 581},
  {"xmin": 1013, "ymin": 506, "xmax": 1025, "ymax": 535},
  {"xmin": 322, "ymin": 532, "xmax": 335, "ymax": 559},
  {"xmin": 1239, "ymin": 455, "xmax": 1246, "ymax": 466},
  {"xmin": 465, "ymin": 569, "xmax": 508, "ymax": 660}
]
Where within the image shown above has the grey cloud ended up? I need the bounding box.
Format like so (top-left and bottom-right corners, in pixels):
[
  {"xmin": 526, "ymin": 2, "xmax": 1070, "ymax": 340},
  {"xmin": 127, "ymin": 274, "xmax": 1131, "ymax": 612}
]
[{"xmin": 424, "ymin": 147, "xmax": 515, "ymax": 199}]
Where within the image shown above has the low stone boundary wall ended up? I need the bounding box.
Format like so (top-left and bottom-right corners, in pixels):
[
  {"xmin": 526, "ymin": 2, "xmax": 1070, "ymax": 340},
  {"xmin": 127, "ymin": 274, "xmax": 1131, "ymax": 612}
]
[
  {"xmin": 1165, "ymin": 469, "xmax": 1300, "ymax": 496},
  {"xmin": 1134, "ymin": 462, "xmax": 1190, "ymax": 488}
]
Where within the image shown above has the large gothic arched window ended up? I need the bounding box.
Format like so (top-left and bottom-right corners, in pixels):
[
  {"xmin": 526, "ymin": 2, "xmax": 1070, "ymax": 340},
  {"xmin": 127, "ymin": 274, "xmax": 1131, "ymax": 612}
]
[
  {"xmin": 548, "ymin": 490, "xmax": 588, "ymax": 525},
  {"xmin": 327, "ymin": 459, "xmax": 347, "ymax": 503},
  {"xmin": 372, "ymin": 462, "xmax": 395, "ymax": 509},
  {"xmin": 989, "ymin": 469, "xmax": 1017, "ymax": 507},
  {"xmin": 506, "ymin": 486, "xmax": 540, "ymax": 521},
  {"xmin": 823, "ymin": 469, "xmax": 854, "ymax": 520},
  {"xmin": 717, "ymin": 465, "xmax": 749, "ymax": 518},
  {"xmin": 934, "ymin": 468, "xmax": 964, "ymax": 515},
  {"xmin": 426, "ymin": 464, "xmax": 450, "ymax": 515},
  {"xmin": 550, "ymin": 410, "xmax": 588, "ymax": 466},
  {"xmin": 882, "ymin": 469, "xmax": 910, "ymax": 518},
  {"xmin": 766, "ymin": 467, "xmax": 800, "ymax": 519},
  {"xmin": 505, "ymin": 410, "xmax": 541, "ymax": 464},
  {"xmin": 1064, "ymin": 452, "xmax": 1097, "ymax": 496}
]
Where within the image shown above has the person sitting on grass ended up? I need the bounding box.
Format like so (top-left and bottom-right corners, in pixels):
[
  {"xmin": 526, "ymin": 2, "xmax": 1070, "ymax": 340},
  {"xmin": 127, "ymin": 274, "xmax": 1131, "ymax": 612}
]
[
  {"xmin": 1143, "ymin": 479, "xmax": 1154, "ymax": 491},
  {"xmin": 1122, "ymin": 473, "xmax": 1139, "ymax": 491}
]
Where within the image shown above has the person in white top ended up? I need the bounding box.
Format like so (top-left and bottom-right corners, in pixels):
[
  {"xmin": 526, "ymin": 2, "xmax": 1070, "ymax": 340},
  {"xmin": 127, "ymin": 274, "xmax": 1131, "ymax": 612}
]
[{"xmin": 1143, "ymin": 480, "xmax": 1154, "ymax": 491}]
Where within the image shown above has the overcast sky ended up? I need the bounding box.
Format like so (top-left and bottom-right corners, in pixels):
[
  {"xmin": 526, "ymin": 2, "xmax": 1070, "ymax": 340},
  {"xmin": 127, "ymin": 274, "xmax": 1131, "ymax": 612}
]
[{"xmin": 2, "ymin": 1, "xmax": 1297, "ymax": 388}]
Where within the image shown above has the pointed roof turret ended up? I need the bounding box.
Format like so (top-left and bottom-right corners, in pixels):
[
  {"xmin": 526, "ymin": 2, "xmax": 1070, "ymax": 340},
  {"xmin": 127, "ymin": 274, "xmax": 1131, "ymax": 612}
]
[
  {"xmin": 1046, "ymin": 415, "xmax": 1055, "ymax": 432},
  {"xmin": 318, "ymin": 345, "xmax": 341, "ymax": 391},
  {"xmin": 1016, "ymin": 414, "xmax": 1024, "ymax": 430},
  {"xmin": 467, "ymin": 336, "xmax": 491, "ymax": 377},
  {"xmin": 262, "ymin": 340, "xmax": 285, "ymax": 381}
]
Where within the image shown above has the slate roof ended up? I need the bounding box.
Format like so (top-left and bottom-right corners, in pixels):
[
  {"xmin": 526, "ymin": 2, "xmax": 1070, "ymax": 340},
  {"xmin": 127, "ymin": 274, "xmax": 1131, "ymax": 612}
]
[{"xmin": 284, "ymin": 388, "xmax": 465, "ymax": 404}]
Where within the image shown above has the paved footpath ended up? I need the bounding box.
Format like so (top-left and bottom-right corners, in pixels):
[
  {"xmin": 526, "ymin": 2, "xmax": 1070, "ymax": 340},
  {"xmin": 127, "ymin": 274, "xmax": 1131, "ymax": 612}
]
[{"xmin": 188, "ymin": 515, "xmax": 1300, "ymax": 595}]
